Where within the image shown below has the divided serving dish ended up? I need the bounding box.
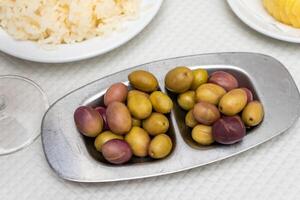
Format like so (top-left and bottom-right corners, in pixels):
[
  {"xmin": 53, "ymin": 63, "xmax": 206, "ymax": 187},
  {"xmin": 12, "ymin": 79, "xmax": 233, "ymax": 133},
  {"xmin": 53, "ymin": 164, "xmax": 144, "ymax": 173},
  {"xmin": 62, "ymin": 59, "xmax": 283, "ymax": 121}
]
[{"xmin": 42, "ymin": 52, "xmax": 300, "ymax": 182}]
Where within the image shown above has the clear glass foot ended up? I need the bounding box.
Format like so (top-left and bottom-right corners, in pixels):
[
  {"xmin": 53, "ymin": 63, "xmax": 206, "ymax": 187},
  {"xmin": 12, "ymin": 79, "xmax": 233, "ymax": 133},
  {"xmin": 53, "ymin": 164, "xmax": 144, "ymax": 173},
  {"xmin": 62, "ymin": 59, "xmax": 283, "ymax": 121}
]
[{"xmin": 0, "ymin": 75, "xmax": 49, "ymax": 155}]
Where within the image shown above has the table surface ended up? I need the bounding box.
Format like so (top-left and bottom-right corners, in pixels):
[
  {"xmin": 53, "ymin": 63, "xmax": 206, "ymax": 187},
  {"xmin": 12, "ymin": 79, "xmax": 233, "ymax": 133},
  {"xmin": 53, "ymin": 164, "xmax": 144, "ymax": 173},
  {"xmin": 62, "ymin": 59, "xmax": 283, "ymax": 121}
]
[{"xmin": 0, "ymin": 0, "xmax": 299, "ymax": 199}]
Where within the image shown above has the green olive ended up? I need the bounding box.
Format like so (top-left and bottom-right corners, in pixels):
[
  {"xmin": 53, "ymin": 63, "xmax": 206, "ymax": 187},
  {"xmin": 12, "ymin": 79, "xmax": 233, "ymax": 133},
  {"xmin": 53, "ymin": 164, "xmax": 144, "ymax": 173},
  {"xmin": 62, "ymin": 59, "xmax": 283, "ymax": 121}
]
[
  {"xmin": 148, "ymin": 134, "xmax": 173, "ymax": 159},
  {"xmin": 132, "ymin": 117, "xmax": 142, "ymax": 127},
  {"xmin": 142, "ymin": 112, "xmax": 169, "ymax": 136},
  {"xmin": 195, "ymin": 83, "xmax": 226, "ymax": 105},
  {"xmin": 192, "ymin": 125, "xmax": 214, "ymax": 145},
  {"xmin": 242, "ymin": 101, "xmax": 264, "ymax": 126},
  {"xmin": 94, "ymin": 131, "xmax": 123, "ymax": 152},
  {"xmin": 177, "ymin": 90, "xmax": 196, "ymax": 110},
  {"xmin": 125, "ymin": 127, "xmax": 150, "ymax": 157},
  {"xmin": 150, "ymin": 91, "xmax": 173, "ymax": 114},
  {"xmin": 191, "ymin": 69, "xmax": 208, "ymax": 90},
  {"xmin": 127, "ymin": 91, "xmax": 152, "ymax": 119},
  {"xmin": 128, "ymin": 70, "xmax": 158, "ymax": 92},
  {"xmin": 185, "ymin": 109, "xmax": 198, "ymax": 128},
  {"xmin": 165, "ymin": 66, "xmax": 194, "ymax": 93},
  {"xmin": 219, "ymin": 88, "xmax": 247, "ymax": 116},
  {"xmin": 128, "ymin": 90, "xmax": 149, "ymax": 99}
]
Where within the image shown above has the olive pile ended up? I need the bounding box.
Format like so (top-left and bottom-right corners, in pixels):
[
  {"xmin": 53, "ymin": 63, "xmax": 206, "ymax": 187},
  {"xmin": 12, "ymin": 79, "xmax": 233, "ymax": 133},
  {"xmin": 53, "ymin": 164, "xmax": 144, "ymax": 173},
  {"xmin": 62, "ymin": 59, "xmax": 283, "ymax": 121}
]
[
  {"xmin": 74, "ymin": 66, "xmax": 265, "ymax": 165},
  {"xmin": 74, "ymin": 70, "xmax": 173, "ymax": 165},
  {"xmin": 165, "ymin": 67, "xmax": 264, "ymax": 145}
]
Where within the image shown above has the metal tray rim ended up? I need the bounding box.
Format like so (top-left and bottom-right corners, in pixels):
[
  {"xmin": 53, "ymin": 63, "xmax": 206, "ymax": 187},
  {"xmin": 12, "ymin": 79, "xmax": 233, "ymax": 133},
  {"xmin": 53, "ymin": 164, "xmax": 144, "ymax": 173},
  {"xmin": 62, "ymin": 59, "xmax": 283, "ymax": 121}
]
[{"xmin": 41, "ymin": 52, "xmax": 300, "ymax": 182}]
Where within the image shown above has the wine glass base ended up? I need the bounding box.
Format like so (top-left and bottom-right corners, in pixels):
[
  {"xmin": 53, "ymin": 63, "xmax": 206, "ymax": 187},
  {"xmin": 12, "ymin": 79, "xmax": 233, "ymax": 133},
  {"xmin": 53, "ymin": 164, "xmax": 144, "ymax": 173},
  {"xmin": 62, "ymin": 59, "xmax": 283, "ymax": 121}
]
[{"xmin": 0, "ymin": 75, "xmax": 49, "ymax": 156}]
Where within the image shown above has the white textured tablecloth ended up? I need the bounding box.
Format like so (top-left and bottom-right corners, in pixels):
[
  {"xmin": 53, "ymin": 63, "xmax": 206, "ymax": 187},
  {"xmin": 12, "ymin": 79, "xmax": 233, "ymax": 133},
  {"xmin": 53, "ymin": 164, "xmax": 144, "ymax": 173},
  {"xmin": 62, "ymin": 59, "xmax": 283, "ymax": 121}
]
[{"xmin": 0, "ymin": 0, "xmax": 300, "ymax": 199}]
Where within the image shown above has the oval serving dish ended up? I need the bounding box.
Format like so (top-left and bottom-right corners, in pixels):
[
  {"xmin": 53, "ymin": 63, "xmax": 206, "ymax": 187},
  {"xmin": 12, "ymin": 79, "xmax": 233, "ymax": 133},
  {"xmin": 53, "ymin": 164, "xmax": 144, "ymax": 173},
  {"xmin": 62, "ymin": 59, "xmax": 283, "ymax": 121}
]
[{"xmin": 42, "ymin": 52, "xmax": 300, "ymax": 182}]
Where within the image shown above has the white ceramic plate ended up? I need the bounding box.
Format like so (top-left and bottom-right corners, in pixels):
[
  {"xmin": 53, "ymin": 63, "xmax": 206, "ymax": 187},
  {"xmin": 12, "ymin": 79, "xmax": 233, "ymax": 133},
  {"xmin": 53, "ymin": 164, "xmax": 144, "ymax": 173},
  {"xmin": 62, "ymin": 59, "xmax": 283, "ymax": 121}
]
[
  {"xmin": 0, "ymin": 0, "xmax": 163, "ymax": 63},
  {"xmin": 227, "ymin": 0, "xmax": 300, "ymax": 43}
]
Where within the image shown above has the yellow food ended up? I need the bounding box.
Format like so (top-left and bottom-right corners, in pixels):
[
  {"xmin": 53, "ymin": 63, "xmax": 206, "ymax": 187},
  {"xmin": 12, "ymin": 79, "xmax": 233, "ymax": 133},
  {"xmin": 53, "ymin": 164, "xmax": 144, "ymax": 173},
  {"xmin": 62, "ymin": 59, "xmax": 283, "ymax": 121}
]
[
  {"xmin": 149, "ymin": 91, "xmax": 173, "ymax": 114},
  {"xmin": 185, "ymin": 109, "xmax": 198, "ymax": 128},
  {"xmin": 191, "ymin": 69, "xmax": 208, "ymax": 90},
  {"xmin": 142, "ymin": 113, "xmax": 169, "ymax": 136},
  {"xmin": 132, "ymin": 117, "xmax": 142, "ymax": 127},
  {"xmin": 218, "ymin": 89, "xmax": 247, "ymax": 116},
  {"xmin": 263, "ymin": 0, "xmax": 300, "ymax": 28},
  {"xmin": 242, "ymin": 101, "xmax": 264, "ymax": 126},
  {"xmin": 127, "ymin": 91, "xmax": 152, "ymax": 119},
  {"xmin": 0, "ymin": 0, "xmax": 140, "ymax": 44},
  {"xmin": 195, "ymin": 83, "xmax": 226, "ymax": 105},
  {"xmin": 148, "ymin": 134, "xmax": 173, "ymax": 159},
  {"xmin": 125, "ymin": 127, "xmax": 150, "ymax": 157},
  {"xmin": 94, "ymin": 131, "xmax": 123, "ymax": 152},
  {"xmin": 191, "ymin": 125, "xmax": 214, "ymax": 146},
  {"xmin": 128, "ymin": 70, "xmax": 158, "ymax": 92},
  {"xmin": 177, "ymin": 91, "xmax": 196, "ymax": 111}
]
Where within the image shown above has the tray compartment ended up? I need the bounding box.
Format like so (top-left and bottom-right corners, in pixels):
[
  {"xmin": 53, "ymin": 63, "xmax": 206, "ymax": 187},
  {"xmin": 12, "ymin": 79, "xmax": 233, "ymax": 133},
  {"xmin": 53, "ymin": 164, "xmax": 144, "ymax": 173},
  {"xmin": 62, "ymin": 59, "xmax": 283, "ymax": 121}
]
[
  {"xmin": 81, "ymin": 83, "xmax": 177, "ymax": 165},
  {"xmin": 167, "ymin": 66, "xmax": 261, "ymax": 149}
]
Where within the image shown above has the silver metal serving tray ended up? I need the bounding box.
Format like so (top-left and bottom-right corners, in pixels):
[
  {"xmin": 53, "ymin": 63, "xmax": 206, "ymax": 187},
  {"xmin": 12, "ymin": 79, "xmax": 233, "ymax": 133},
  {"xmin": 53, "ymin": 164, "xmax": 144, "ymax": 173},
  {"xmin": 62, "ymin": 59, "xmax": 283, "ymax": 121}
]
[{"xmin": 42, "ymin": 52, "xmax": 300, "ymax": 182}]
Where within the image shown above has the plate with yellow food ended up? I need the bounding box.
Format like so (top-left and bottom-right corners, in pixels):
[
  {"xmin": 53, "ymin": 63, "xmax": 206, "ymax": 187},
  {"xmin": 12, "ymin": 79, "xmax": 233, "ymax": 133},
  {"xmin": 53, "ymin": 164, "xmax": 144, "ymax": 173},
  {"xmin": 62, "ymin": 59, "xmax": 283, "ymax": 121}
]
[
  {"xmin": 0, "ymin": 0, "xmax": 163, "ymax": 63},
  {"xmin": 227, "ymin": 0, "xmax": 300, "ymax": 43}
]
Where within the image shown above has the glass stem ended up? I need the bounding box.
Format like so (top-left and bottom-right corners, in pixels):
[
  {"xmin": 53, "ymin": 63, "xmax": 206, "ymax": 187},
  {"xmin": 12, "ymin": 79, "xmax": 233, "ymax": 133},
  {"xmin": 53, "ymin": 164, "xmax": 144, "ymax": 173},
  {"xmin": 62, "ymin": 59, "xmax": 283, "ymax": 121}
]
[{"xmin": 0, "ymin": 95, "xmax": 6, "ymax": 116}]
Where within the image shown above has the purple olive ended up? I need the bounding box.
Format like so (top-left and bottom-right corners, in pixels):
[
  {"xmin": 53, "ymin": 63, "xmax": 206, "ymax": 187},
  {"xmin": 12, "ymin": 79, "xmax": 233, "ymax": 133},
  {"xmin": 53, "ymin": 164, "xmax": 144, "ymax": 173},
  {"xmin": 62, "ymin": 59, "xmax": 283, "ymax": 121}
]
[
  {"xmin": 101, "ymin": 139, "xmax": 132, "ymax": 164},
  {"xmin": 106, "ymin": 102, "xmax": 132, "ymax": 135},
  {"xmin": 193, "ymin": 102, "xmax": 220, "ymax": 125},
  {"xmin": 212, "ymin": 116, "xmax": 246, "ymax": 144},
  {"xmin": 95, "ymin": 106, "xmax": 109, "ymax": 130},
  {"xmin": 241, "ymin": 88, "xmax": 253, "ymax": 103},
  {"xmin": 74, "ymin": 106, "xmax": 103, "ymax": 137},
  {"xmin": 209, "ymin": 71, "xmax": 238, "ymax": 91},
  {"xmin": 104, "ymin": 82, "xmax": 128, "ymax": 106}
]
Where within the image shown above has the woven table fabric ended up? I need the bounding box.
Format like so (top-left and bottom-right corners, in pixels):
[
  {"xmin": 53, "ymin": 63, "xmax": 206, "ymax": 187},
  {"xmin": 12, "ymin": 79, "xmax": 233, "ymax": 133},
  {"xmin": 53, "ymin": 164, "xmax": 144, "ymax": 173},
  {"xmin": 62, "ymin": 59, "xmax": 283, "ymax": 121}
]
[{"xmin": 0, "ymin": 0, "xmax": 299, "ymax": 199}]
